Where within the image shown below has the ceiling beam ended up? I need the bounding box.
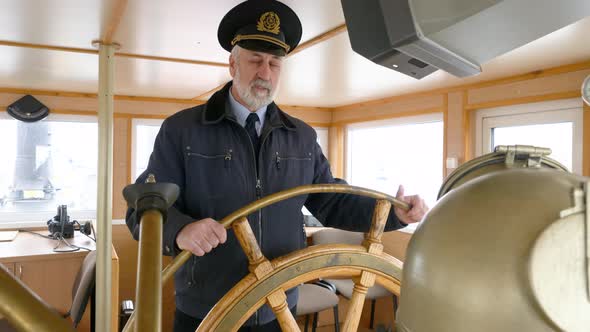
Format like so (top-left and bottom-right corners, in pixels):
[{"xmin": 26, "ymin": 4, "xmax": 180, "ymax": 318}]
[
  {"xmin": 190, "ymin": 23, "xmax": 348, "ymax": 100},
  {"xmin": 102, "ymin": 0, "xmax": 129, "ymax": 44},
  {"xmin": 0, "ymin": 40, "xmax": 96, "ymax": 54},
  {"xmin": 0, "ymin": 40, "xmax": 228, "ymax": 67},
  {"xmin": 116, "ymin": 52, "xmax": 228, "ymax": 67}
]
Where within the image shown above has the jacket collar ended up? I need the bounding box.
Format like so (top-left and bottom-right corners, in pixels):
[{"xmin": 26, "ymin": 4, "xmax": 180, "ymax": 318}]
[{"xmin": 202, "ymin": 81, "xmax": 296, "ymax": 131}]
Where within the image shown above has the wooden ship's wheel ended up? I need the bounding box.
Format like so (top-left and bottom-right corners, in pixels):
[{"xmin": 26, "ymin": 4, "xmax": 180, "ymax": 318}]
[
  {"xmin": 199, "ymin": 241, "xmax": 402, "ymax": 331},
  {"xmin": 125, "ymin": 184, "xmax": 408, "ymax": 332},
  {"xmin": 198, "ymin": 194, "xmax": 404, "ymax": 331}
]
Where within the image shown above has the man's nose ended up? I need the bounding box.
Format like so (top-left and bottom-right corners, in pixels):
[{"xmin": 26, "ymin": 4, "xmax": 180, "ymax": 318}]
[{"xmin": 257, "ymin": 62, "xmax": 272, "ymax": 81}]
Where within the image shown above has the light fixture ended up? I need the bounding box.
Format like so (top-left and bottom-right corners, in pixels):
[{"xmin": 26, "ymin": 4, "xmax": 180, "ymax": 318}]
[{"xmin": 7, "ymin": 95, "xmax": 50, "ymax": 122}]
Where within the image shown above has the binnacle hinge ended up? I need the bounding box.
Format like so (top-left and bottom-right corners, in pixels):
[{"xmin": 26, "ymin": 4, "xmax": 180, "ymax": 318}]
[{"xmin": 495, "ymin": 145, "xmax": 552, "ymax": 168}]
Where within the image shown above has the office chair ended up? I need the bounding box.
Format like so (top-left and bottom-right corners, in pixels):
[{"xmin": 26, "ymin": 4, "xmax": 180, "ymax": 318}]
[
  {"xmin": 66, "ymin": 250, "xmax": 97, "ymax": 330},
  {"xmin": 312, "ymin": 229, "xmax": 399, "ymax": 330},
  {"xmin": 0, "ymin": 250, "xmax": 96, "ymax": 332},
  {"xmin": 296, "ymin": 280, "xmax": 340, "ymax": 332}
]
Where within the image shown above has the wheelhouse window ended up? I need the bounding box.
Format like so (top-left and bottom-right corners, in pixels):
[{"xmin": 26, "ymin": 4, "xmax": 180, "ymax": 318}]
[
  {"xmin": 131, "ymin": 118, "xmax": 164, "ymax": 181},
  {"xmin": 314, "ymin": 127, "xmax": 329, "ymax": 158},
  {"xmin": 346, "ymin": 113, "xmax": 444, "ymax": 210},
  {"xmin": 475, "ymin": 98, "xmax": 583, "ymax": 174},
  {"xmin": 0, "ymin": 114, "xmax": 98, "ymax": 224}
]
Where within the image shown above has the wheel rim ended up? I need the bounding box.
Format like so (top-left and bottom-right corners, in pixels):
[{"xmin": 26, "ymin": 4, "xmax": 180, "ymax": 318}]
[{"xmin": 198, "ymin": 245, "xmax": 402, "ymax": 331}]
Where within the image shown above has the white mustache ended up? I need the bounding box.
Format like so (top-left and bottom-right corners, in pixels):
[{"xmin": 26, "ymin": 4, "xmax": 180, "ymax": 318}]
[{"xmin": 251, "ymin": 79, "xmax": 272, "ymax": 91}]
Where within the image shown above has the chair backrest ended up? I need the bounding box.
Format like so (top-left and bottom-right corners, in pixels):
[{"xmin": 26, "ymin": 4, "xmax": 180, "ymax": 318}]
[
  {"xmin": 69, "ymin": 250, "xmax": 96, "ymax": 327},
  {"xmin": 312, "ymin": 228, "xmax": 364, "ymax": 246}
]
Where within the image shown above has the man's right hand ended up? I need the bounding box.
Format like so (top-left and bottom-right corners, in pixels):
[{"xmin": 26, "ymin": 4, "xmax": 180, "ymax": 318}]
[{"xmin": 176, "ymin": 218, "xmax": 227, "ymax": 256}]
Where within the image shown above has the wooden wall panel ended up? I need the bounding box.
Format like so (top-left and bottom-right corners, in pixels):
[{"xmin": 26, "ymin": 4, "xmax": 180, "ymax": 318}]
[
  {"xmin": 328, "ymin": 126, "xmax": 345, "ymax": 178},
  {"xmin": 114, "ymin": 99, "xmax": 198, "ymax": 116},
  {"xmin": 332, "ymin": 94, "xmax": 444, "ymax": 125},
  {"xmin": 468, "ymin": 69, "xmax": 590, "ymax": 106},
  {"xmin": 0, "ymin": 94, "xmax": 98, "ymax": 112},
  {"xmin": 113, "ymin": 117, "xmax": 130, "ymax": 219},
  {"xmin": 280, "ymin": 106, "xmax": 333, "ymax": 126},
  {"xmin": 446, "ymin": 92, "xmax": 466, "ymax": 173}
]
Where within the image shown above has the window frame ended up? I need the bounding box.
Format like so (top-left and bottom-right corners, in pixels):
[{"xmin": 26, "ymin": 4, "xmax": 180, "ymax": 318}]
[
  {"xmin": 131, "ymin": 118, "xmax": 165, "ymax": 182},
  {"xmin": 344, "ymin": 113, "xmax": 444, "ymax": 234},
  {"xmin": 474, "ymin": 98, "xmax": 583, "ymax": 174},
  {"xmin": 0, "ymin": 112, "xmax": 98, "ymax": 226}
]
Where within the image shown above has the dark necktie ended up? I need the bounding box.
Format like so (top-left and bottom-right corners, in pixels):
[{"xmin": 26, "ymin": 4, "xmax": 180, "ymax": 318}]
[{"xmin": 245, "ymin": 113, "xmax": 260, "ymax": 158}]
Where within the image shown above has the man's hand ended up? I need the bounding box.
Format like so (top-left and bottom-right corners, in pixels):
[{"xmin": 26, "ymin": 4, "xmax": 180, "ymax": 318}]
[
  {"xmin": 176, "ymin": 218, "xmax": 227, "ymax": 256},
  {"xmin": 394, "ymin": 185, "xmax": 429, "ymax": 224}
]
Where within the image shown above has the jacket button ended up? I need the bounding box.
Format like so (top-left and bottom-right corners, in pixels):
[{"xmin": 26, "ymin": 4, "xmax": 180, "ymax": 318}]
[{"xmin": 188, "ymin": 281, "xmax": 192, "ymax": 286}]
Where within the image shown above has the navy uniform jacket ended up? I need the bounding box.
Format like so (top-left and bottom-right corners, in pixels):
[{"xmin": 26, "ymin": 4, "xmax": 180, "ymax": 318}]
[{"xmin": 125, "ymin": 82, "xmax": 406, "ymax": 324}]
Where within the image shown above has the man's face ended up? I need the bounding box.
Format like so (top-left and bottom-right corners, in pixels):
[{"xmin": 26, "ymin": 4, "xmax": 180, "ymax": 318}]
[{"xmin": 229, "ymin": 47, "xmax": 283, "ymax": 111}]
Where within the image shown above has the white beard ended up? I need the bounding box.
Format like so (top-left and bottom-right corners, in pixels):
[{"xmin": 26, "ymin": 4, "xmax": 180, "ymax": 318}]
[{"xmin": 233, "ymin": 69, "xmax": 279, "ymax": 110}]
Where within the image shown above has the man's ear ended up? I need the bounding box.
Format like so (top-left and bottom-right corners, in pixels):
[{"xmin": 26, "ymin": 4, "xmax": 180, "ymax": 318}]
[{"xmin": 229, "ymin": 54, "xmax": 236, "ymax": 78}]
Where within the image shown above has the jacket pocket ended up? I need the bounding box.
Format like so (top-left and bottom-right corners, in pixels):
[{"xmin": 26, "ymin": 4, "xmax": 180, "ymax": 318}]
[
  {"xmin": 186, "ymin": 149, "xmax": 235, "ymax": 201},
  {"xmin": 187, "ymin": 149, "xmax": 232, "ymax": 169},
  {"xmin": 271, "ymin": 151, "xmax": 314, "ymax": 190},
  {"xmin": 274, "ymin": 152, "xmax": 311, "ymax": 170}
]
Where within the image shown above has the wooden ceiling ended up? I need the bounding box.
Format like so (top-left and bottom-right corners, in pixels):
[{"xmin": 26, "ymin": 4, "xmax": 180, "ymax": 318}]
[{"xmin": 0, "ymin": 0, "xmax": 589, "ymax": 108}]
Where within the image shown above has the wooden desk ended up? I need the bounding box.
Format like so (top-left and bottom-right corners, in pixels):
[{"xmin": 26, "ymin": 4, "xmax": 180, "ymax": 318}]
[{"xmin": 0, "ymin": 231, "xmax": 119, "ymax": 332}]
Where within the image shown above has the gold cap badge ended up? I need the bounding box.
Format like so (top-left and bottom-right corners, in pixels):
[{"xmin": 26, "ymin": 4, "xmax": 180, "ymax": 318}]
[{"xmin": 257, "ymin": 12, "xmax": 281, "ymax": 35}]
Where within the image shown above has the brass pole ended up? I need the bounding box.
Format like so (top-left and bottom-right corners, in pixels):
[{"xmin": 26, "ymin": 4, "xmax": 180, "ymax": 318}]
[
  {"xmin": 96, "ymin": 41, "xmax": 116, "ymax": 332},
  {"xmin": 0, "ymin": 265, "xmax": 75, "ymax": 332},
  {"xmin": 135, "ymin": 209, "xmax": 163, "ymax": 332},
  {"xmin": 123, "ymin": 184, "xmax": 410, "ymax": 332}
]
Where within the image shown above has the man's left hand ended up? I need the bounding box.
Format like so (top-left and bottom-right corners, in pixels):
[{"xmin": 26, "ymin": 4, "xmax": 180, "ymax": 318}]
[{"xmin": 394, "ymin": 185, "xmax": 429, "ymax": 224}]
